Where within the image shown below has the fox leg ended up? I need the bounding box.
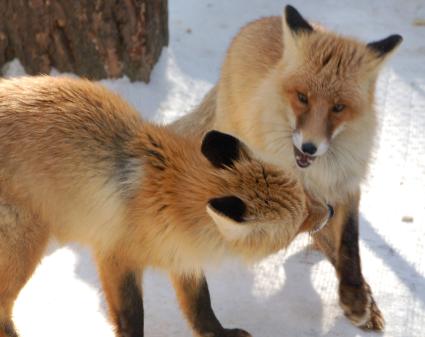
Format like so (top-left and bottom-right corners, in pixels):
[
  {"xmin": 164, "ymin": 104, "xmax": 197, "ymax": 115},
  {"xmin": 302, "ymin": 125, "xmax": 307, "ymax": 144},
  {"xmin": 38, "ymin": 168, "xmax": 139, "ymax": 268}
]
[
  {"xmin": 0, "ymin": 201, "xmax": 49, "ymax": 337},
  {"xmin": 171, "ymin": 272, "xmax": 251, "ymax": 337},
  {"xmin": 313, "ymin": 193, "xmax": 384, "ymax": 331},
  {"xmin": 95, "ymin": 253, "xmax": 144, "ymax": 337}
]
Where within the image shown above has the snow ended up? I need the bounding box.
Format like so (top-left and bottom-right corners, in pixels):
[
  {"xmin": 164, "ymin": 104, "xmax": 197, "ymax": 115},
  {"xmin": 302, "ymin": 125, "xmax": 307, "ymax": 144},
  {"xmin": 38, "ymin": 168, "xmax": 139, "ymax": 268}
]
[{"xmin": 5, "ymin": 0, "xmax": 425, "ymax": 336}]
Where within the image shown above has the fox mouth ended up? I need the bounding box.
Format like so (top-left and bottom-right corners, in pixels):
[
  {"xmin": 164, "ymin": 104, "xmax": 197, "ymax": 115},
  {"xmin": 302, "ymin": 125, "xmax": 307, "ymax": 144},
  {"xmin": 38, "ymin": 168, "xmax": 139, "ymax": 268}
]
[{"xmin": 293, "ymin": 146, "xmax": 316, "ymax": 168}]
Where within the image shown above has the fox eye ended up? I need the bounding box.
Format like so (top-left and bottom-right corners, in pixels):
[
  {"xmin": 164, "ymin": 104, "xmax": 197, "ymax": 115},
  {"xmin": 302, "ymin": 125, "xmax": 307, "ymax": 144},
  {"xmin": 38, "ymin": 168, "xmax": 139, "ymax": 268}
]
[
  {"xmin": 297, "ymin": 92, "xmax": 308, "ymax": 104},
  {"xmin": 332, "ymin": 104, "xmax": 345, "ymax": 113}
]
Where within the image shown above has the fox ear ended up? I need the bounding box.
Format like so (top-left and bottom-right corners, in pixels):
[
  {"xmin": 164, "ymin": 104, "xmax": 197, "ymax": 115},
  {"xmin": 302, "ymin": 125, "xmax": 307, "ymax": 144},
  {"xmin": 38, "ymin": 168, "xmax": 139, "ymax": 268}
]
[
  {"xmin": 367, "ymin": 34, "xmax": 403, "ymax": 58},
  {"xmin": 201, "ymin": 130, "xmax": 250, "ymax": 168},
  {"xmin": 207, "ymin": 196, "xmax": 253, "ymax": 241},
  {"xmin": 284, "ymin": 5, "xmax": 314, "ymax": 35},
  {"xmin": 282, "ymin": 6, "xmax": 313, "ymax": 62}
]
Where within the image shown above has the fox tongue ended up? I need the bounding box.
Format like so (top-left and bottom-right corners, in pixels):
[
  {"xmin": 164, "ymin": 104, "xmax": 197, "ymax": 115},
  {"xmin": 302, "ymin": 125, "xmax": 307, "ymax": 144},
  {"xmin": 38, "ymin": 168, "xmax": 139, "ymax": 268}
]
[
  {"xmin": 294, "ymin": 146, "xmax": 316, "ymax": 168},
  {"xmin": 296, "ymin": 153, "xmax": 311, "ymax": 168},
  {"xmin": 293, "ymin": 146, "xmax": 316, "ymax": 168}
]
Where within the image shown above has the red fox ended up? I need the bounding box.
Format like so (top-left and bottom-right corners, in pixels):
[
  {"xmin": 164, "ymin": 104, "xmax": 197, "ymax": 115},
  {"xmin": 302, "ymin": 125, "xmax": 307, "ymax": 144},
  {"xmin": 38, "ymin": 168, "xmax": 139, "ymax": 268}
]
[
  {"xmin": 0, "ymin": 76, "xmax": 332, "ymax": 337},
  {"xmin": 172, "ymin": 5, "xmax": 402, "ymax": 331}
]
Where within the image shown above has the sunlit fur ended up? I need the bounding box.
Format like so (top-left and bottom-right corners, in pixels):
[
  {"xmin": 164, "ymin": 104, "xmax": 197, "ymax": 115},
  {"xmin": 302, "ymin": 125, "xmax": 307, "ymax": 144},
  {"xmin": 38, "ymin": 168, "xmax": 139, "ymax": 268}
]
[
  {"xmin": 177, "ymin": 16, "xmax": 399, "ymax": 203},
  {"xmin": 0, "ymin": 76, "xmax": 329, "ymax": 337},
  {"xmin": 171, "ymin": 10, "xmax": 401, "ymax": 330},
  {"xmin": 220, "ymin": 17, "xmax": 387, "ymax": 202}
]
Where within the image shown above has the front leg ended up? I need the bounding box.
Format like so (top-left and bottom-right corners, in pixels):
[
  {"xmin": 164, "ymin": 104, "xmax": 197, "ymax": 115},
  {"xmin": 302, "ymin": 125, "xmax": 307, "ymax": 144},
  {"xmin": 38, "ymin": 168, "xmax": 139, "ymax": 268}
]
[
  {"xmin": 171, "ymin": 272, "xmax": 251, "ymax": 337},
  {"xmin": 95, "ymin": 253, "xmax": 144, "ymax": 337},
  {"xmin": 337, "ymin": 207, "xmax": 384, "ymax": 330},
  {"xmin": 313, "ymin": 193, "xmax": 384, "ymax": 330}
]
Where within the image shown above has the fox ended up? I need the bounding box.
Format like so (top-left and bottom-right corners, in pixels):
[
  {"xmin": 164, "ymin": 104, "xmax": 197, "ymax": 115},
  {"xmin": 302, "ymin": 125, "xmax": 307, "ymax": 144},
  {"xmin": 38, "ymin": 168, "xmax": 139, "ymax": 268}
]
[
  {"xmin": 0, "ymin": 76, "xmax": 333, "ymax": 337},
  {"xmin": 172, "ymin": 4, "xmax": 403, "ymax": 331}
]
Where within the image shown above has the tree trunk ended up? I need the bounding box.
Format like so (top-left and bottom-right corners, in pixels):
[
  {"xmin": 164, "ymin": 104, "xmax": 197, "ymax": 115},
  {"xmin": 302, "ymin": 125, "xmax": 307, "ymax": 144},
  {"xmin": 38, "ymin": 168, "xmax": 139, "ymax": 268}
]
[{"xmin": 0, "ymin": 0, "xmax": 168, "ymax": 82}]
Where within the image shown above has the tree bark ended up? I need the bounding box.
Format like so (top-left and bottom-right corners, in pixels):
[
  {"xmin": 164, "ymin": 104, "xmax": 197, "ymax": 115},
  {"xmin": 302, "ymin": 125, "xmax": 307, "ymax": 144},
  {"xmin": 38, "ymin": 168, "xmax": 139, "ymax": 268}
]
[{"xmin": 0, "ymin": 0, "xmax": 168, "ymax": 82}]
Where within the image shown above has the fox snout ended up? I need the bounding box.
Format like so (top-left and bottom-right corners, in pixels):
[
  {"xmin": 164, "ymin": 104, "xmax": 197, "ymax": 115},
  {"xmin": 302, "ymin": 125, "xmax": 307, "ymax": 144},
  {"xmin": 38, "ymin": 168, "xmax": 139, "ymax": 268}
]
[
  {"xmin": 292, "ymin": 130, "xmax": 330, "ymax": 157},
  {"xmin": 292, "ymin": 130, "xmax": 330, "ymax": 168}
]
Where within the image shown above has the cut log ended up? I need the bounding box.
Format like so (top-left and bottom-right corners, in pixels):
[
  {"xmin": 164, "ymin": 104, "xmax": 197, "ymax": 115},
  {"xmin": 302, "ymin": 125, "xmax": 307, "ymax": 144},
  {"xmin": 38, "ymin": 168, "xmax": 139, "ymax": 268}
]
[{"xmin": 0, "ymin": 0, "xmax": 169, "ymax": 82}]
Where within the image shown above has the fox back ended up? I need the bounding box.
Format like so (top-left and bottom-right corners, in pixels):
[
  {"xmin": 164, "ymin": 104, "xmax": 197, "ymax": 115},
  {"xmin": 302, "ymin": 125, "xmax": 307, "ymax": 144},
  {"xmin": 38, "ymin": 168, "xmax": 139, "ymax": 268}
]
[{"xmin": 0, "ymin": 76, "xmax": 330, "ymax": 272}]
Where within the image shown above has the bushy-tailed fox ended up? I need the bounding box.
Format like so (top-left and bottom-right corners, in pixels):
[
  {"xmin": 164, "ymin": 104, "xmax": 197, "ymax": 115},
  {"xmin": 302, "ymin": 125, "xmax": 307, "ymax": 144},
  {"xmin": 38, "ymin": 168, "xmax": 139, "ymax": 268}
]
[
  {"xmin": 172, "ymin": 5, "xmax": 402, "ymax": 331},
  {"xmin": 0, "ymin": 76, "xmax": 332, "ymax": 337}
]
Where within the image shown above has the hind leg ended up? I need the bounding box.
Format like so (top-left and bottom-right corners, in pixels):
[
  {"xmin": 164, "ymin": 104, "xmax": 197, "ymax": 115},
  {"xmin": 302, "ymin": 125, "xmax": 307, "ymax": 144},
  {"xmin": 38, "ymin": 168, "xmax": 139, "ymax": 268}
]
[{"xmin": 0, "ymin": 201, "xmax": 49, "ymax": 337}]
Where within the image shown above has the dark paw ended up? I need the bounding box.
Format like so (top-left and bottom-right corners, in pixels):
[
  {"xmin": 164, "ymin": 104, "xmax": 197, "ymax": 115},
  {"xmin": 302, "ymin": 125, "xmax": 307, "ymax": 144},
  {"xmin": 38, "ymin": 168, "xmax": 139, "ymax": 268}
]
[
  {"xmin": 200, "ymin": 328, "xmax": 252, "ymax": 337},
  {"xmin": 360, "ymin": 296, "xmax": 385, "ymax": 331},
  {"xmin": 3, "ymin": 321, "xmax": 19, "ymax": 337},
  {"xmin": 339, "ymin": 281, "xmax": 385, "ymax": 331},
  {"xmin": 222, "ymin": 328, "xmax": 252, "ymax": 337}
]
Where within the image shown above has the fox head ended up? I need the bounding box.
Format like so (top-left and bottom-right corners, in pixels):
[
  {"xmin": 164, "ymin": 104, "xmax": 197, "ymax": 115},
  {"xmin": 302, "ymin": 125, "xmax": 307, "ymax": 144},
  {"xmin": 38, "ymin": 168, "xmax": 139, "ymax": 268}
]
[
  {"xmin": 200, "ymin": 131, "xmax": 332, "ymax": 260},
  {"xmin": 280, "ymin": 5, "xmax": 402, "ymax": 168}
]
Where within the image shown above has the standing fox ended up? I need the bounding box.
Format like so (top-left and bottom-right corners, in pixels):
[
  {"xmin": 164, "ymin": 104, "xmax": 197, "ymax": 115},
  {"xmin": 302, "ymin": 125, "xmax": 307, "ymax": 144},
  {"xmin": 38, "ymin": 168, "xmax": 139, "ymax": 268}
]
[
  {"xmin": 0, "ymin": 76, "xmax": 332, "ymax": 337},
  {"xmin": 173, "ymin": 5, "xmax": 403, "ymax": 331}
]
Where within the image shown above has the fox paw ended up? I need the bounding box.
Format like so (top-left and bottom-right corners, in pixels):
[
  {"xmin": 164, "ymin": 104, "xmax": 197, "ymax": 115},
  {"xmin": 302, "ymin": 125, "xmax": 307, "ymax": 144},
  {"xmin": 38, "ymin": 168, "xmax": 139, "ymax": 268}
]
[
  {"xmin": 202, "ymin": 328, "xmax": 252, "ymax": 337},
  {"xmin": 2, "ymin": 321, "xmax": 19, "ymax": 337},
  {"xmin": 221, "ymin": 329, "xmax": 252, "ymax": 337},
  {"xmin": 339, "ymin": 282, "xmax": 385, "ymax": 331}
]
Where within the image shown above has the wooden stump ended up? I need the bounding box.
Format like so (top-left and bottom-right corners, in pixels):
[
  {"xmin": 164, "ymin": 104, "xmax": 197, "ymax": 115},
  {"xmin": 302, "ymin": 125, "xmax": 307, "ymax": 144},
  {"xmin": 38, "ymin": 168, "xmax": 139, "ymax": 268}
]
[{"xmin": 0, "ymin": 0, "xmax": 169, "ymax": 82}]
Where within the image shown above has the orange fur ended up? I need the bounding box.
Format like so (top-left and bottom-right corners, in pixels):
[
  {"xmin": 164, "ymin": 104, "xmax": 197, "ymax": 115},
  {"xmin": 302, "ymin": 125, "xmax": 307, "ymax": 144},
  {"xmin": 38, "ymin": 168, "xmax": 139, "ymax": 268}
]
[
  {"xmin": 214, "ymin": 15, "xmax": 385, "ymax": 201},
  {"xmin": 171, "ymin": 6, "xmax": 401, "ymax": 331},
  {"xmin": 0, "ymin": 76, "xmax": 329, "ymax": 337}
]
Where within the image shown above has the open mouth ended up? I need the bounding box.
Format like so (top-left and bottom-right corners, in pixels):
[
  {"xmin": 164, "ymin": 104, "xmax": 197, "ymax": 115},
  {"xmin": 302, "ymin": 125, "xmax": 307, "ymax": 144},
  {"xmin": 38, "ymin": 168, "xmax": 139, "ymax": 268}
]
[
  {"xmin": 293, "ymin": 146, "xmax": 316, "ymax": 168},
  {"xmin": 311, "ymin": 205, "xmax": 334, "ymax": 234}
]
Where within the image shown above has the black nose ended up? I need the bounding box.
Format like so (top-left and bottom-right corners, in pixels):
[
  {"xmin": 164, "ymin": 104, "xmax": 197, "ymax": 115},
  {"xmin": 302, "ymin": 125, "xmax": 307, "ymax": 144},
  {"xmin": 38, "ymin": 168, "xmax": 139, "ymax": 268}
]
[{"xmin": 301, "ymin": 142, "xmax": 317, "ymax": 155}]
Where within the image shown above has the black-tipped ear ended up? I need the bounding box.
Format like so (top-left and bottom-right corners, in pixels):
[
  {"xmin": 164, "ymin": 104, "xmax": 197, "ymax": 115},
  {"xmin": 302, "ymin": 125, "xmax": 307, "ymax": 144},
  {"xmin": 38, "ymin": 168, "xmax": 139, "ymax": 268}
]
[
  {"xmin": 208, "ymin": 196, "xmax": 246, "ymax": 223},
  {"xmin": 201, "ymin": 130, "xmax": 241, "ymax": 168},
  {"xmin": 367, "ymin": 34, "xmax": 403, "ymax": 57},
  {"xmin": 285, "ymin": 5, "xmax": 313, "ymax": 34}
]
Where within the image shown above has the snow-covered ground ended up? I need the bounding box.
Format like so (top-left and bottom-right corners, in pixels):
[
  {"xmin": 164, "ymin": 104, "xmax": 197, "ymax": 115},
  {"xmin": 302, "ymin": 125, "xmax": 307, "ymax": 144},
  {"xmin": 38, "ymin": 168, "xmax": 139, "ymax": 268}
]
[{"xmin": 5, "ymin": 0, "xmax": 425, "ymax": 336}]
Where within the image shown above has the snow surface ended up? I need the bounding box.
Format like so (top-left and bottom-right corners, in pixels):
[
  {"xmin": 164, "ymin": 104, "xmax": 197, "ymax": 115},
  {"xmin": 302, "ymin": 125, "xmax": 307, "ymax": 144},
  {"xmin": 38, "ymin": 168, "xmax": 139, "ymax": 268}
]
[{"xmin": 4, "ymin": 0, "xmax": 425, "ymax": 336}]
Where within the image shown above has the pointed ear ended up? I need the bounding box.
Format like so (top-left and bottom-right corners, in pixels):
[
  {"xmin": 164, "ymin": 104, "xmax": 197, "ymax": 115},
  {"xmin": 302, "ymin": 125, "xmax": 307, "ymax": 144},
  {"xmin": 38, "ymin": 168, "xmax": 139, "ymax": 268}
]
[
  {"xmin": 207, "ymin": 196, "xmax": 253, "ymax": 241},
  {"xmin": 282, "ymin": 6, "xmax": 313, "ymax": 63},
  {"xmin": 367, "ymin": 34, "xmax": 403, "ymax": 58},
  {"xmin": 201, "ymin": 130, "xmax": 249, "ymax": 168},
  {"xmin": 284, "ymin": 5, "xmax": 314, "ymax": 35}
]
